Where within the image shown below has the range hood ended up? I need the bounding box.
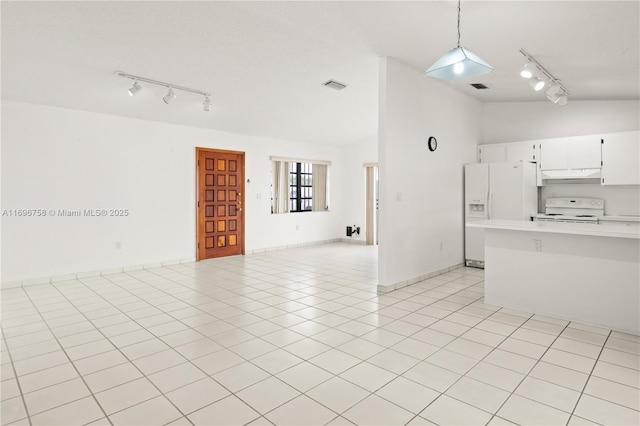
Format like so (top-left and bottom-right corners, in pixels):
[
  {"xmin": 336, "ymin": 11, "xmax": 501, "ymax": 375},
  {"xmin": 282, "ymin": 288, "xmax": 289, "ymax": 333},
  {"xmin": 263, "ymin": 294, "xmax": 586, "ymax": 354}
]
[{"xmin": 540, "ymin": 168, "xmax": 601, "ymax": 184}]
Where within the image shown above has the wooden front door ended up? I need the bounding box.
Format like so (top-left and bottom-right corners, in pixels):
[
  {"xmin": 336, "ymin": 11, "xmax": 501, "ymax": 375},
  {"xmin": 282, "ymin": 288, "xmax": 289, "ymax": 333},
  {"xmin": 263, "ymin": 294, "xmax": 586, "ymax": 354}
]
[{"xmin": 196, "ymin": 148, "xmax": 245, "ymax": 260}]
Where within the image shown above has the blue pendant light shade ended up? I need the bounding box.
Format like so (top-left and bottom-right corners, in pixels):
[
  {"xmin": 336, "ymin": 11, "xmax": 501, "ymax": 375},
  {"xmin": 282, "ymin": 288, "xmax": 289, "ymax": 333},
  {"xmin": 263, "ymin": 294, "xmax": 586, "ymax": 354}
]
[
  {"xmin": 425, "ymin": 0, "xmax": 493, "ymax": 81},
  {"xmin": 425, "ymin": 46, "xmax": 493, "ymax": 80}
]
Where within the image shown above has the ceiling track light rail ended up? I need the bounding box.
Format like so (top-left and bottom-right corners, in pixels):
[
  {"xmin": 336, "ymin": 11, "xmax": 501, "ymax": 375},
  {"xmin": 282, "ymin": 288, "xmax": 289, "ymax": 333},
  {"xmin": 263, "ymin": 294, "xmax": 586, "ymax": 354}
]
[
  {"xmin": 518, "ymin": 49, "xmax": 569, "ymax": 106},
  {"xmin": 115, "ymin": 71, "xmax": 212, "ymax": 111}
]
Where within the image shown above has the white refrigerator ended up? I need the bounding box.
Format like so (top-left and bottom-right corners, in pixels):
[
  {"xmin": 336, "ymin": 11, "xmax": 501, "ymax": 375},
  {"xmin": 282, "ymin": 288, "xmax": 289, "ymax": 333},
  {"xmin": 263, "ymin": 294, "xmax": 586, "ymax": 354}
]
[{"xmin": 464, "ymin": 162, "xmax": 537, "ymax": 267}]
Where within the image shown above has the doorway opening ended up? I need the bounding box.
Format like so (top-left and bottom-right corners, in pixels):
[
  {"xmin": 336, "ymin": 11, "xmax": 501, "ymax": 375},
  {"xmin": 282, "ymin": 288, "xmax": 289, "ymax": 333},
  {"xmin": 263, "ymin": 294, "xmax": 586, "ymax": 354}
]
[{"xmin": 365, "ymin": 164, "xmax": 379, "ymax": 245}]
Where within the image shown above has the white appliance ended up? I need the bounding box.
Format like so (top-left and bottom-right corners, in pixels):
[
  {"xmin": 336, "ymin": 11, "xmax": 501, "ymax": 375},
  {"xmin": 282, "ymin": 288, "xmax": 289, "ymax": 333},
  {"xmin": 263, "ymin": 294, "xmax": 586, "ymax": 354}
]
[
  {"xmin": 535, "ymin": 197, "xmax": 604, "ymax": 224},
  {"xmin": 464, "ymin": 162, "xmax": 538, "ymax": 268}
]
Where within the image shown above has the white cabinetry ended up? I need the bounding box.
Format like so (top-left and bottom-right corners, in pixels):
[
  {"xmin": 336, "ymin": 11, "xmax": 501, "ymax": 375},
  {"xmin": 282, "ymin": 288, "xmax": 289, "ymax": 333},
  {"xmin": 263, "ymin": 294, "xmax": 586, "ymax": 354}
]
[
  {"xmin": 539, "ymin": 136, "xmax": 602, "ymax": 170},
  {"xmin": 507, "ymin": 142, "xmax": 537, "ymax": 163},
  {"xmin": 479, "ymin": 142, "xmax": 537, "ymax": 163},
  {"xmin": 601, "ymin": 131, "xmax": 640, "ymax": 185},
  {"xmin": 539, "ymin": 140, "xmax": 566, "ymax": 170}
]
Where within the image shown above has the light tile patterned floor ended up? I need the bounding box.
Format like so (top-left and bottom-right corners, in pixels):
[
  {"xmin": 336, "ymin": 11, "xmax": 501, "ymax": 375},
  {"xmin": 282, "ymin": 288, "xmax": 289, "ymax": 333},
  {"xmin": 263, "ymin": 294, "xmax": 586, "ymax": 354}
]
[{"xmin": 1, "ymin": 243, "xmax": 639, "ymax": 425}]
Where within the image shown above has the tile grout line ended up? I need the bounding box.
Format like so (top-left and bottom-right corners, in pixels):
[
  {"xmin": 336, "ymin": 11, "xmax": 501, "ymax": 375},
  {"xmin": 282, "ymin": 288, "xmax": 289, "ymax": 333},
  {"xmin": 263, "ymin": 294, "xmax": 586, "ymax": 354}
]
[
  {"xmin": 0, "ymin": 324, "xmax": 34, "ymax": 426},
  {"xmin": 17, "ymin": 286, "xmax": 112, "ymax": 425},
  {"xmin": 484, "ymin": 320, "xmax": 574, "ymax": 425},
  {"xmin": 566, "ymin": 330, "xmax": 612, "ymax": 425},
  {"xmin": 30, "ymin": 276, "xmax": 201, "ymax": 425},
  {"xmin": 3, "ymin": 244, "xmax": 635, "ymax": 426}
]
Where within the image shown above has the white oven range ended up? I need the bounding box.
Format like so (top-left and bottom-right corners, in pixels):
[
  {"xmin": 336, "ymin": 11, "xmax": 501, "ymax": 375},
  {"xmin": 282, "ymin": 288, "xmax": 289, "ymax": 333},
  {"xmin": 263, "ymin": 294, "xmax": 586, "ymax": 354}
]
[{"xmin": 535, "ymin": 197, "xmax": 604, "ymax": 224}]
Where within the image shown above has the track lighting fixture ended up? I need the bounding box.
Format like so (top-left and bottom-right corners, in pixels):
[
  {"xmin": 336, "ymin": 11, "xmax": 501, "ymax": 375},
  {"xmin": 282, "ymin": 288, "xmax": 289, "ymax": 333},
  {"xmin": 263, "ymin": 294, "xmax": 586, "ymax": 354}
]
[
  {"xmin": 203, "ymin": 96, "xmax": 212, "ymax": 112},
  {"xmin": 127, "ymin": 81, "xmax": 141, "ymax": 96},
  {"xmin": 115, "ymin": 71, "xmax": 212, "ymax": 111},
  {"xmin": 520, "ymin": 62, "xmax": 534, "ymax": 79},
  {"xmin": 425, "ymin": 0, "xmax": 493, "ymax": 80},
  {"xmin": 163, "ymin": 88, "xmax": 176, "ymax": 104},
  {"xmin": 548, "ymin": 92, "xmax": 568, "ymax": 106},
  {"xmin": 518, "ymin": 49, "xmax": 569, "ymax": 106},
  {"xmin": 529, "ymin": 77, "xmax": 545, "ymax": 91}
]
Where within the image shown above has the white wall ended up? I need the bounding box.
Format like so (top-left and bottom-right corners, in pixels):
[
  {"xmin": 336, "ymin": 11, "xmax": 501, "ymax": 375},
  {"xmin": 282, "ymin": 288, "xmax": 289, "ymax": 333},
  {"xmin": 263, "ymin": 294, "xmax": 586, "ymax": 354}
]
[
  {"xmin": 339, "ymin": 136, "xmax": 378, "ymax": 243},
  {"xmin": 1, "ymin": 101, "xmax": 343, "ymax": 283},
  {"xmin": 378, "ymin": 58, "xmax": 481, "ymax": 289},
  {"xmin": 481, "ymin": 100, "xmax": 640, "ymax": 144}
]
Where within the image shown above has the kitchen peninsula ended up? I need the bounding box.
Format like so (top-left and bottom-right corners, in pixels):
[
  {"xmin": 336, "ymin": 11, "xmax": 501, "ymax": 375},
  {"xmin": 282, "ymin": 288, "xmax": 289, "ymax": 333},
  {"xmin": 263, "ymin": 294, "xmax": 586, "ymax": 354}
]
[{"xmin": 468, "ymin": 220, "xmax": 640, "ymax": 334}]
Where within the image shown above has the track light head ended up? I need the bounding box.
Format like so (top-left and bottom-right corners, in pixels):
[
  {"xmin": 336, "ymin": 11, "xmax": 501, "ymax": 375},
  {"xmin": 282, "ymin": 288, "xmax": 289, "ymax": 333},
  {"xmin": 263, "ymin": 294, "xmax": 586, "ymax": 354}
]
[
  {"xmin": 555, "ymin": 94, "xmax": 568, "ymax": 107},
  {"xmin": 529, "ymin": 77, "xmax": 545, "ymax": 91},
  {"xmin": 545, "ymin": 82, "xmax": 562, "ymax": 97},
  {"xmin": 548, "ymin": 92, "xmax": 569, "ymax": 107},
  {"xmin": 520, "ymin": 62, "xmax": 534, "ymax": 79},
  {"xmin": 127, "ymin": 81, "xmax": 141, "ymax": 96},
  {"xmin": 163, "ymin": 88, "xmax": 176, "ymax": 104},
  {"xmin": 203, "ymin": 96, "xmax": 212, "ymax": 112}
]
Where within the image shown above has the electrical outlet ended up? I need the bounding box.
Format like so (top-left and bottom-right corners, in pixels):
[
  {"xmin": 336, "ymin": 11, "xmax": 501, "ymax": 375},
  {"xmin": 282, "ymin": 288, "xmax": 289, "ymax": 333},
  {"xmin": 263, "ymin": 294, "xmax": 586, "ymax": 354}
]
[
  {"xmin": 440, "ymin": 242, "xmax": 443, "ymax": 251},
  {"xmin": 295, "ymin": 224, "xmax": 299, "ymax": 231},
  {"xmin": 533, "ymin": 239, "xmax": 542, "ymax": 251},
  {"xmin": 116, "ymin": 241, "xmax": 122, "ymax": 250}
]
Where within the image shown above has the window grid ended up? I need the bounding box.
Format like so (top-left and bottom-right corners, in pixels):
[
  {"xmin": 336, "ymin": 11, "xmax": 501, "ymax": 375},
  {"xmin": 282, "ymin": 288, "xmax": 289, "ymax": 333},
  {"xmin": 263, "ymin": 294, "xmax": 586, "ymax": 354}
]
[{"xmin": 290, "ymin": 162, "xmax": 313, "ymax": 212}]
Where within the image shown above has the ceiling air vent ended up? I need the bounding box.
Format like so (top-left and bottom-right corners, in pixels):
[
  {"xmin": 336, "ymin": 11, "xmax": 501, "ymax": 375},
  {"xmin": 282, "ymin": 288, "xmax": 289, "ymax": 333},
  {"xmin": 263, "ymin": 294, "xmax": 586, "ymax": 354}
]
[
  {"xmin": 470, "ymin": 83, "xmax": 489, "ymax": 90},
  {"xmin": 323, "ymin": 80, "xmax": 347, "ymax": 90}
]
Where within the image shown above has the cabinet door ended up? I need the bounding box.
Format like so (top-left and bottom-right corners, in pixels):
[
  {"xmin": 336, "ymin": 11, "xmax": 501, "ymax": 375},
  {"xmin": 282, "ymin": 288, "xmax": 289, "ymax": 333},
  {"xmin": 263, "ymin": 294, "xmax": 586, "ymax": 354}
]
[
  {"xmin": 540, "ymin": 140, "xmax": 567, "ymax": 170},
  {"xmin": 478, "ymin": 145, "xmax": 506, "ymax": 163},
  {"xmin": 567, "ymin": 136, "xmax": 602, "ymax": 169},
  {"xmin": 507, "ymin": 142, "xmax": 537, "ymax": 162},
  {"xmin": 602, "ymin": 131, "xmax": 640, "ymax": 185}
]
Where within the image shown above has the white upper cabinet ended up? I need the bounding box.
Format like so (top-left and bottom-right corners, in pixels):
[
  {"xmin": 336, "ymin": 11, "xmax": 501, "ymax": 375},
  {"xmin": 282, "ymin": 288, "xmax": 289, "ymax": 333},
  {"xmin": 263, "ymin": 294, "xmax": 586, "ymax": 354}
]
[
  {"xmin": 601, "ymin": 131, "xmax": 640, "ymax": 185},
  {"xmin": 567, "ymin": 136, "xmax": 602, "ymax": 169},
  {"xmin": 539, "ymin": 136, "xmax": 602, "ymax": 170},
  {"xmin": 539, "ymin": 140, "xmax": 567, "ymax": 170},
  {"xmin": 479, "ymin": 142, "xmax": 537, "ymax": 163},
  {"xmin": 507, "ymin": 142, "xmax": 538, "ymax": 163},
  {"xmin": 478, "ymin": 144, "xmax": 506, "ymax": 163}
]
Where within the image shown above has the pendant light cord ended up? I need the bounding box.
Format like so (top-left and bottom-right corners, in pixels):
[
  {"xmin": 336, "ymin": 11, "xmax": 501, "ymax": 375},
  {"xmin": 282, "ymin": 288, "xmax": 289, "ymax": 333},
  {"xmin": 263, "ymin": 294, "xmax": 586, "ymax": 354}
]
[{"xmin": 457, "ymin": 0, "xmax": 461, "ymax": 47}]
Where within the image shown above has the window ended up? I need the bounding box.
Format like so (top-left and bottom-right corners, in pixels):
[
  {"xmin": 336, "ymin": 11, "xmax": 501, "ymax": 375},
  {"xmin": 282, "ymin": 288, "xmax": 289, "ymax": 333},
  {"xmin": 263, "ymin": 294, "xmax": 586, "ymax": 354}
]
[
  {"xmin": 271, "ymin": 157, "xmax": 330, "ymax": 214},
  {"xmin": 289, "ymin": 162, "xmax": 313, "ymax": 212}
]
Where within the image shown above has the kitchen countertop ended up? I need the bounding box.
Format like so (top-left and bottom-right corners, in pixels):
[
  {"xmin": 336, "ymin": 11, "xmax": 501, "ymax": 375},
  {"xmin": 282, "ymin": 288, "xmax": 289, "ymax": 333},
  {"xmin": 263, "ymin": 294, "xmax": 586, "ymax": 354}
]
[
  {"xmin": 600, "ymin": 215, "xmax": 640, "ymax": 222},
  {"xmin": 467, "ymin": 219, "xmax": 640, "ymax": 239}
]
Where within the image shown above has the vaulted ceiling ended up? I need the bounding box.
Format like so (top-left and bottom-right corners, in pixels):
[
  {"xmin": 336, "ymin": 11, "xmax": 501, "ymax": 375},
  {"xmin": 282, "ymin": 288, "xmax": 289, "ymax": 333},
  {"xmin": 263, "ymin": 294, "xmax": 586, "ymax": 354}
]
[{"xmin": 2, "ymin": 1, "xmax": 638, "ymax": 145}]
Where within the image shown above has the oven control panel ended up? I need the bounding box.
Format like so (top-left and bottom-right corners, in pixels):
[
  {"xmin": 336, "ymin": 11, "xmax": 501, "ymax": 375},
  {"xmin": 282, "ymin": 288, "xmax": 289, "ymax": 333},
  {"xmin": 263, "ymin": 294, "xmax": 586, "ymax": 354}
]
[{"xmin": 545, "ymin": 198, "xmax": 604, "ymax": 209}]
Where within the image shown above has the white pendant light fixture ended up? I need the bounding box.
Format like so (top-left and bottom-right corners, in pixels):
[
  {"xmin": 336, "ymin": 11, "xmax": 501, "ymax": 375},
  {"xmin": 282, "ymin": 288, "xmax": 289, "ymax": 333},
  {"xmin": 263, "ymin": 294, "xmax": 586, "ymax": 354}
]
[
  {"xmin": 518, "ymin": 50, "xmax": 569, "ymax": 106},
  {"xmin": 425, "ymin": 0, "xmax": 493, "ymax": 80},
  {"xmin": 115, "ymin": 71, "xmax": 212, "ymax": 111}
]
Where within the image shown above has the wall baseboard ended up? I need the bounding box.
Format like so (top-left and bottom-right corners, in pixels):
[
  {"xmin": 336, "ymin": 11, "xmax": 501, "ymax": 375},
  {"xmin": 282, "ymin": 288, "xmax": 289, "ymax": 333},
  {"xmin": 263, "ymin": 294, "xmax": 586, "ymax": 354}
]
[
  {"xmin": 376, "ymin": 262, "xmax": 465, "ymax": 294},
  {"xmin": 2, "ymin": 257, "xmax": 197, "ymax": 289},
  {"xmin": 339, "ymin": 238, "xmax": 367, "ymax": 245},
  {"xmin": 245, "ymin": 238, "xmax": 342, "ymax": 254},
  {"xmin": 3, "ymin": 239, "xmax": 349, "ymax": 289}
]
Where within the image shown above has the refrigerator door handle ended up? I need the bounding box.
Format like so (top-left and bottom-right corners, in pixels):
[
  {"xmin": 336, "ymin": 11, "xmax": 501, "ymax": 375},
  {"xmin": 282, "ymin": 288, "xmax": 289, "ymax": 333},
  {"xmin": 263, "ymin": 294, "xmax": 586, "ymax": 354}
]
[{"xmin": 488, "ymin": 189, "xmax": 493, "ymax": 220}]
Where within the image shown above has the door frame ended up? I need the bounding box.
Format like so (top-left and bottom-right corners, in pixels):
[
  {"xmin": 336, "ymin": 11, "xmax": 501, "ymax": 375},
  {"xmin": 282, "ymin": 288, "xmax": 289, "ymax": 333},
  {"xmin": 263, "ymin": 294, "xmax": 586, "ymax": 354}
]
[
  {"xmin": 195, "ymin": 147, "xmax": 246, "ymax": 261},
  {"xmin": 364, "ymin": 163, "xmax": 378, "ymax": 246}
]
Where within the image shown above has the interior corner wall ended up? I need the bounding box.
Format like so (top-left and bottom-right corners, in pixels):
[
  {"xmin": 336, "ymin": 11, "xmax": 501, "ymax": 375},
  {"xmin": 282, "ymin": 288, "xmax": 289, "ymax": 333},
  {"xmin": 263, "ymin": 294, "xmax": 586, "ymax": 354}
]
[
  {"xmin": 1, "ymin": 100, "xmax": 343, "ymax": 283},
  {"xmin": 480, "ymin": 100, "xmax": 640, "ymax": 144},
  {"xmin": 377, "ymin": 57, "xmax": 481, "ymax": 288},
  {"xmin": 339, "ymin": 136, "xmax": 378, "ymax": 243}
]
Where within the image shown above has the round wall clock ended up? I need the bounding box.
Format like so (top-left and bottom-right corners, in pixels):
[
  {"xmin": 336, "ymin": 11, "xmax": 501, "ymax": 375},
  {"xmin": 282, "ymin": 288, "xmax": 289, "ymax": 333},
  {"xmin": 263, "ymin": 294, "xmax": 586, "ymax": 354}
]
[{"xmin": 428, "ymin": 136, "xmax": 438, "ymax": 152}]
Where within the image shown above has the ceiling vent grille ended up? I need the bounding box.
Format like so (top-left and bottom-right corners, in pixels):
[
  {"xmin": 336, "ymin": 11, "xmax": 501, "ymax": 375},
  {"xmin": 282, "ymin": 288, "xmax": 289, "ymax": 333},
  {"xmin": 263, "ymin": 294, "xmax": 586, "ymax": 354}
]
[
  {"xmin": 323, "ymin": 80, "xmax": 347, "ymax": 90},
  {"xmin": 470, "ymin": 83, "xmax": 489, "ymax": 90}
]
